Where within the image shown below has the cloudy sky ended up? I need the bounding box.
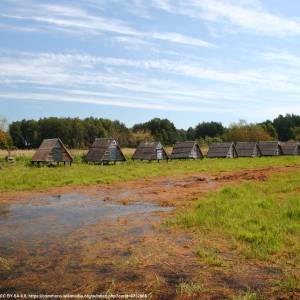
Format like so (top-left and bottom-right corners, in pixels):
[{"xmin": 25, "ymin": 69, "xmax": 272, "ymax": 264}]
[{"xmin": 1, "ymin": 0, "xmax": 300, "ymax": 128}]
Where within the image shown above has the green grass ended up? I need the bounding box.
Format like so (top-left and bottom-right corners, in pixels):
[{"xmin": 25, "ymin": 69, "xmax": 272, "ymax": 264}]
[
  {"xmin": 276, "ymin": 275, "xmax": 300, "ymax": 293},
  {"xmin": 196, "ymin": 246, "xmax": 227, "ymax": 267},
  {"xmin": 176, "ymin": 282, "xmax": 206, "ymax": 296},
  {"xmin": 175, "ymin": 170, "xmax": 300, "ymax": 261},
  {"xmin": 232, "ymin": 291, "xmax": 258, "ymax": 300},
  {"xmin": 1, "ymin": 155, "xmax": 300, "ymax": 192}
]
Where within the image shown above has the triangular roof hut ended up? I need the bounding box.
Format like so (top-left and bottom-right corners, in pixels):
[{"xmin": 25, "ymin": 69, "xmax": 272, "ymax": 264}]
[
  {"xmin": 132, "ymin": 141, "xmax": 168, "ymax": 161},
  {"xmin": 171, "ymin": 141, "xmax": 203, "ymax": 159},
  {"xmin": 207, "ymin": 142, "xmax": 238, "ymax": 158},
  {"xmin": 258, "ymin": 141, "xmax": 283, "ymax": 156},
  {"xmin": 32, "ymin": 138, "xmax": 73, "ymax": 165},
  {"xmin": 86, "ymin": 138, "xmax": 126, "ymax": 163},
  {"xmin": 235, "ymin": 142, "xmax": 261, "ymax": 157},
  {"xmin": 280, "ymin": 142, "xmax": 300, "ymax": 156}
]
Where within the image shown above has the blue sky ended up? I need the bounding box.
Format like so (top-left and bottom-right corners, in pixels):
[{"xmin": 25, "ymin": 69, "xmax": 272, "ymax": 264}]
[{"xmin": 1, "ymin": 0, "xmax": 300, "ymax": 128}]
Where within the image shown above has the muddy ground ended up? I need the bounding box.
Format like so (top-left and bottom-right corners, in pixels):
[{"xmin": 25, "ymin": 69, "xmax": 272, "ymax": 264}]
[{"xmin": 0, "ymin": 165, "xmax": 299, "ymax": 299}]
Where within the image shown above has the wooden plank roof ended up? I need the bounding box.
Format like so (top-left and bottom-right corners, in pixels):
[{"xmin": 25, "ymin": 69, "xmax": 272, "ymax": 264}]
[
  {"xmin": 171, "ymin": 141, "xmax": 203, "ymax": 159},
  {"xmin": 91, "ymin": 138, "xmax": 116, "ymax": 148},
  {"xmin": 86, "ymin": 138, "xmax": 126, "ymax": 162},
  {"xmin": 207, "ymin": 142, "xmax": 237, "ymax": 158},
  {"xmin": 236, "ymin": 142, "xmax": 261, "ymax": 157},
  {"xmin": 32, "ymin": 138, "xmax": 73, "ymax": 162},
  {"xmin": 133, "ymin": 141, "xmax": 168, "ymax": 160},
  {"xmin": 280, "ymin": 142, "xmax": 300, "ymax": 155},
  {"xmin": 258, "ymin": 141, "xmax": 282, "ymax": 156}
]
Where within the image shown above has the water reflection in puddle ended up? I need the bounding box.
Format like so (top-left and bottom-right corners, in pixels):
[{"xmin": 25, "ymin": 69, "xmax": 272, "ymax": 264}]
[
  {"xmin": 0, "ymin": 193, "xmax": 173, "ymax": 245},
  {"xmin": 0, "ymin": 192, "xmax": 174, "ymax": 293}
]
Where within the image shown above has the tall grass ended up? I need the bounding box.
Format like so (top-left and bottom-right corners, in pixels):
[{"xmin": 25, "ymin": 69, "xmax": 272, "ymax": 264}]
[{"xmin": 176, "ymin": 170, "xmax": 300, "ymax": 260}]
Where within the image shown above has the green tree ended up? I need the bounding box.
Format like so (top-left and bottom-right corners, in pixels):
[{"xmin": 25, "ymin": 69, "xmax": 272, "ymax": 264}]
[
  {"xmin": 195, "ymin": 121, "xmax": 224, "ymax": 139},
  {"xmin": 223, "ymin": 120, "xmax": 272, "ymax": 142},
  {"xmin": 292, "ymin": 127, "xmax": 300, "ymax": 140},
  {"xmin": 83, "ymin": 117, "xmax": 106, "ymax": 147},
  {"xmin": 37, "ymin": 117, "xmax": 70, "ymax": 146},
  {"xmin": 68, "ymin": 118, "xmax": 85, "ymax": 148},
  {"xmin": 132, "ymin": 118, "xmax": 178, "ymax": 145},
  {"xmin": 273, "ymin": 114, "xmax": 300, "ymax": 141},
  {"xmin": 177, "ymin": 129, "xmax": 187, "ymax": 142},
  {"xmin": 9, "ymin": 121, "xmax": 23, "ymax": 148},
  {"xmin": 259, "ymin": 120, "xmax": 278, "ymax": 139},
  {"xmin": 20, "ymin": 119, "xmax": 38, "ymax": 148},
  {"xmin": 9, "ymin": 119, "xmax": 38, "ymax": 148},
  {"xmin": 186, "ymin": 127, "xmax": 196, "ymax": 140}
]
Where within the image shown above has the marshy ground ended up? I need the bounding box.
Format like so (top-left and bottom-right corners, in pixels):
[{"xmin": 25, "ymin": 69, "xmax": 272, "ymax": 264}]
[{"xmin": 1, "ymin": 164, "xmax": 300, "ymax": 299}]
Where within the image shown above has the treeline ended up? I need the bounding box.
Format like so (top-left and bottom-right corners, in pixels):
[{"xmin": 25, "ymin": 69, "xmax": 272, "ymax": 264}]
[
  {"xmin": 1, "ymin": 114, "xmax": 300, "ymax": 149},
  {"xmin": 6, "ymin": 117, "xmax": 130, "ymax": 149}
]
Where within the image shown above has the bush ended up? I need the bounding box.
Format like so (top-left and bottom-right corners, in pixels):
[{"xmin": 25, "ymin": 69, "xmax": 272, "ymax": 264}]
[{"xmin": 223, "ymin": 120, "xmax": 272, "ymax": 142}]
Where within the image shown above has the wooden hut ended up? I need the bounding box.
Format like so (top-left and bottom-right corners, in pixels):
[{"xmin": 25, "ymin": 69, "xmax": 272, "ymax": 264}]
[
  {"xmin": 132, "ymin": 141, "xmax": 168, "ymax": 162},
  {"xmin": 280, "ymin": 142, "xmax": 300, "ymax": 156},
  {"xmin": 32, "ymin": 138, "xmax": 73, "ymax": 165},
  {"xmin": 86, "ymin": 138, "xmax": 126, "ymax": 164},
  {"xmin": 207, "ymin": 142, "xmax": 238, "ymax": 158},
  {"xmin": 171, "ymin": 141, "xmax": 203, "ymax": 159},
  {"xmin": 235, "ymin": 142, "xmax": 261, "ymax": 157},
  {"xmin": 258, "ymin": 141, "xmax": 283, "ymax": 156}
]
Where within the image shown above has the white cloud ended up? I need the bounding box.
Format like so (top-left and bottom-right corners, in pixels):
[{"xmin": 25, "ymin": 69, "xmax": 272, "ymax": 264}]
[
  {"xmin": 0, "ymin": 22, "xmax": 43, "ymax": 32},
  {"xmin": 1, "ymin": 1, "xmax": 300, "ymax": 123},
  {"xmin": 0, "ymin": 50, "xmax": 265, "ymax": 114},
  {"xmin": 262, "ymin": 51, "xmax": 300, "ymax": 66},
  {"xmin": 110, "ymin": 36, "xmax": 154, "ymax": 50},
  {"xmin": 2, "ymin": 51, "xmax": 300, "ymax": 94},
  {"xmin": 149, "ymin": 0, "xmax": 300, "ymax": 37},
  {"xmin": 2, "ymin": 49, "xmax": 300, "ymax": 119},
  {"xmin": 2, "ymin": 48, "xmax": 300, "ymax": 122},
  {"xmin": 5, "ymin": 1, "xmax": 298, "ymax": 41},
  {"xmin": 2, "ymin": 11, "xmax": 140, "ymax": 37},
  {"xmin": 150, "ymin": 0, "xmax": 173, "ymax": 12},
  {"xmin": 0, "ymin": 2, "xmax": 216, "ymax": 48},
  {"xmin": 0, "ymin": 91, "xmax": 235, "ymax": 113},
  {"xmin": 151, "ymin": 32, "xmax": 216, "ymax": 48}
]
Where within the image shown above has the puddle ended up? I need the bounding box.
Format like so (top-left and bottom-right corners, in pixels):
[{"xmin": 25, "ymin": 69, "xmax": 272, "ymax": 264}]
[
  {"xmin": 0, "ymin": 193, "xmax": 172, "ymax": 246},
  {"xmin": 0, "ymin": 192, "xmax": 175, "ymax": 293}
]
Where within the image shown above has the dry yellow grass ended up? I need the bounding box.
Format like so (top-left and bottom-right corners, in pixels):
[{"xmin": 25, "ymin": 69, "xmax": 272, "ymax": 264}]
[
  {"xmin": 0, "ymin": 148, "xmax": 136, "ymax": 159},
  {"xmin": 0, "ymin": 149, "xmax": 35, "ymax": 158},
  {"xmin": 121, "ymin": 148, "xmax": 135, "ymax": 156}
]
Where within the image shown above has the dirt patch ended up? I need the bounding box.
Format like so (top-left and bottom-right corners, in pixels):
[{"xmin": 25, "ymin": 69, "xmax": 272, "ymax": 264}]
[
  {"xmin": 0, "ymin": 165, "xmax": 299, "ymax": 299},
  {"xmin": 1, "ymin": 165, "xmax": 298, "ymax": 207}
]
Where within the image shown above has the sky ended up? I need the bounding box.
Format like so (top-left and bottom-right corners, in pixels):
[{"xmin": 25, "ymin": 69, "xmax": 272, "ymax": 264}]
[{"xmin": 1, "ymin": 0, "xmax": 300, "ymax": 129}]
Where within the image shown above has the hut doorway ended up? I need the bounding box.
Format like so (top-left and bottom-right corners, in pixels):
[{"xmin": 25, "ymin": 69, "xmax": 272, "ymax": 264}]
[
  {"xmin": 54, "ymin": 144, "xmax": 62, "ymax": 161},
  {"xmin": 191, "ymin": 146, "xmax": 199, "ymax": 159},
  {"xmin": 157, "ymin": 149, "xmax": 163, "ymax": 160},
  {"xmin": 109, "ymin": 147, "xmax": 117, "ymax": 160}
]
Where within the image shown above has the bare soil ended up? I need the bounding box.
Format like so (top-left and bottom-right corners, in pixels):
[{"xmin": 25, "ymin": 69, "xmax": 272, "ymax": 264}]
[{"xmin": 0, "ymin": 165, "xmax": 299, "ymax": 299}]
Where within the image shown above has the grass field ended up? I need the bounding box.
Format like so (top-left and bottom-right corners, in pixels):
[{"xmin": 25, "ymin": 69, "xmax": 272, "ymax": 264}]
[
  {"xmin": 1, "ymin": 150, "xmax": 300, "ymax": 298},
  {"xmin": 0, "ymin": 149, "xmax": 300, "ymax": 192},
  {"xmin": 171, "ymin": 170, "xmax": 300, "ymax": 296}
]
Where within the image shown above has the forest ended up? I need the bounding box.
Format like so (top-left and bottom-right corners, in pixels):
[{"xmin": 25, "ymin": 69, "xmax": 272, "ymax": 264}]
[{"xmin": 0, "ymin": 114, "xmax": 300, "ymax": 149}]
